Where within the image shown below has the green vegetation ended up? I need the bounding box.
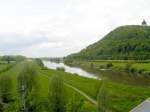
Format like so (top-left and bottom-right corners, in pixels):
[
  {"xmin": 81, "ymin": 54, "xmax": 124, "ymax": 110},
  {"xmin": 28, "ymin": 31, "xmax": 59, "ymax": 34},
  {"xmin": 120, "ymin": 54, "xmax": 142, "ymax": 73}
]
[
  {"xmin": 18, "ymin": 63, "xmax": 39, "ymax": 111},
  {"xmin": 56, "ymin": 67, "xmax": 65, "ymax": 71},
  {"xmin": 64, "ymin": 60, "xmax": 150, "ymax": 86},
  {"xmin": 0, "ymin": 75, "xmax": 13, "ymax": 103},
  {"xmin": 67, "ymin": 93, "xmax": 84, "ymax": 112},
  {"xmin": 0, "ymin": 59, "xmax": 149, "ymax": 112},
  {"xmin": 49, "ymin": 74, "xmax": 66, "ymax": 112},
  {"xmin": 0, "ymin": 60, "xmax": 96, "ymax": 112},
  {"xmin": 97, "ymin": 81, "xmax": 110, "ymax": 112},
  {"xmin": 65, "ymin": 59, "xmax": 150, "ymax": 74},
  {"xmin": 67, "ymin": 25, "xmax": 150, "ymax": 60},
  {"xmin": 43, "ymin": 67, "xmax": 150, "ymax": 112},
  {"xmin": 0, "ymin": 55, "xmax": 25, "ymax": 63}
]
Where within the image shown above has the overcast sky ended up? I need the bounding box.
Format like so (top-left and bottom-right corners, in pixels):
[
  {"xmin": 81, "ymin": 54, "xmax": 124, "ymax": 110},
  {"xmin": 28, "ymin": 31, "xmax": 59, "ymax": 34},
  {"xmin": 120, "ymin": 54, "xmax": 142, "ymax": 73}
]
[{"xmin": 0, "ymin": 0, "xmax": 149, "ymax": 57}]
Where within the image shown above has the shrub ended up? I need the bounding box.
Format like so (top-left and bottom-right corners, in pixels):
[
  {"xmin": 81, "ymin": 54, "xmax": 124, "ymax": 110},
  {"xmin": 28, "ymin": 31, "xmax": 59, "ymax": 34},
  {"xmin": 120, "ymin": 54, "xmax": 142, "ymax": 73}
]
[
  {"xmin": 0, "ymin": 75, "xmax": 13, "ymax": 103},
  {"xmin": 106, "ymin": 63, "xmax": 113, "ymax": 68},
  {"xmin": 90, "ymin": 63, "xmax": 94, "ymax": 68},
  {"xmin": 49, "ymin": 75, "xmax": 66, "ymax": 112},
  {"xmin": 99, "ymin": 65, "xmax": 105, "ymax": 69},
  {"xmin": 35, "ymin": 58, "xmax": 44, "ymax": 68},
  {"xmin": 138, "ymin": 69, "xmax": 145, "ymax": 74},
  {"xmin": 124, "ymin": 63, "xmax": 132, "ymax": 72},
  {"xmin": 67, "ymin": 93, "xmax": 84, "ymax": 112},
  {"xmin": 97, "ymin": 81, "xmax": 110, "ymax": 112},
  {"xmin": 130, "ymin": 67, "xmax": 137, "ymax": 73},
  {"xmin": 17, "ymin": 63, "xmax": 39, "ymax": 111},
  {"xmin": 56, "ymin": 67, "xmax": 65, "ymax": 71}
]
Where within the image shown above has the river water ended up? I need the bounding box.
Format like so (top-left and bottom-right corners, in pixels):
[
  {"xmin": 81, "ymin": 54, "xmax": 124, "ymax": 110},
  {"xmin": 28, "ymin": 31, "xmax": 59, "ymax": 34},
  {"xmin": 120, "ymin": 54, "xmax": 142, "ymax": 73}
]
[{"xmin": 43, "ymin": 61, "xmax": 99, "ymax": 79}]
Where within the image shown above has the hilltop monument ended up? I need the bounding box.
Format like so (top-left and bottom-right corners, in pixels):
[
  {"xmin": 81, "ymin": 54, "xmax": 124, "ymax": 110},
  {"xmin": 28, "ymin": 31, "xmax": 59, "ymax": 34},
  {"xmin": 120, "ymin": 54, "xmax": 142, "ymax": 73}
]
[{"xmin": 142, "ymin": 19, "xmax": 147, "ymax": 26}]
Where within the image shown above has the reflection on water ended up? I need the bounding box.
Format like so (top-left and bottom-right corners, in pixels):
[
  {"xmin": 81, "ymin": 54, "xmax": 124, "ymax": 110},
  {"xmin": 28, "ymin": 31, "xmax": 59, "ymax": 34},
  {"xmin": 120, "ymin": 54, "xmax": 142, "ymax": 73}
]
[{"xmin": 43, "ymin": 61, "xmax": 99, "ymax": 79}]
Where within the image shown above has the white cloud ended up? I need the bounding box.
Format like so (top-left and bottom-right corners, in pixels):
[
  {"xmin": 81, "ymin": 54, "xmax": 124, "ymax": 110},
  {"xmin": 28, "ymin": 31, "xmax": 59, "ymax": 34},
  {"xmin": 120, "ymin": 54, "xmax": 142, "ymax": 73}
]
[{"xmin": 0, "ymin": 0, "xmax": 149, "ymax": 57}]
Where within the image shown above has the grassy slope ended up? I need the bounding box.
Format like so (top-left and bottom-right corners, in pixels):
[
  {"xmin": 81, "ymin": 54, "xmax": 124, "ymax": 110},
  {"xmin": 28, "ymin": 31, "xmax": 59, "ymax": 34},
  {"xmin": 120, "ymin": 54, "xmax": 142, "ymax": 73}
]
[
  {"xmin": 40, "ymin": 67, "xmax": 150, "ymax": 112},
  {"xmin": 0, "ymin": 60, "xmax": 96, "ymax": 112},
  {"xmin": 0, "ymin": 60, "xmax": 150, "ymax": 112}
]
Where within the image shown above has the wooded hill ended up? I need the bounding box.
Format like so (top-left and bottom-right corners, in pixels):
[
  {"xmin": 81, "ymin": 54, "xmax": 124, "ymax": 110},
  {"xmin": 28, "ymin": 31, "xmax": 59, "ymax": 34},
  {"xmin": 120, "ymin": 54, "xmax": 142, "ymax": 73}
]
[{"xmin": 67, "ymin": 25, "xmax": 150, "ymax": 60}]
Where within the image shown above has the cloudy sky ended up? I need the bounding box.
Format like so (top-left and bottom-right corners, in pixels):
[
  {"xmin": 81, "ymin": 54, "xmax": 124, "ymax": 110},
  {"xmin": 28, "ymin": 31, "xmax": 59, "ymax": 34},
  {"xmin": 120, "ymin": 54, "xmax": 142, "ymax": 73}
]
[{"xmin": 0, "ymin": 0, "xmax": 149, "ymax": 57}]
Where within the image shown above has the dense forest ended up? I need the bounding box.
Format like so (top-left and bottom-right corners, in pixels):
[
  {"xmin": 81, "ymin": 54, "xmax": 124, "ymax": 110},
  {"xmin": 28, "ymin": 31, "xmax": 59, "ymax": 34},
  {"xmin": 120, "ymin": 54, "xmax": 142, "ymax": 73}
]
[{"xmin": 67, "ymin": 25, "xmax": 150, "ymax": 60}]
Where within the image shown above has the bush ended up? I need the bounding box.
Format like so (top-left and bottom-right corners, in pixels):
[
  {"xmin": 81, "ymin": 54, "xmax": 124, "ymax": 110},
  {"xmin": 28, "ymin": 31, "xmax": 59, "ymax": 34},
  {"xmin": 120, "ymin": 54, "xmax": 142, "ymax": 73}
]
[
  {"xmin": 138, "ymin": 69, "xmax": 145, "ymax": 74},
  {"xmin": 18, "ymin": 63, "xmax": 39, "ymax": 111},
  {"xmin": 99, "ymin": 65, "xmax": 105, "ymax": 69},
  {"xmin": 130, "ymin": 67, "xmax": 137, "ymax": 73},
  {"xmin": 97, "ymin": 80, "xmax": 110, "ymax": 112},
  {"xmin": 49, "ymin": 75, "xmax": 66, "ymax": 112},
  {"xmin": 0, "ymin": 75, "xmax": 13, "ymax": 103},
  {"xmin": 56, "ymin": 67, "xmax": 65, "ymax": 71},
  {"xmin": 90, "ymin": 63, "xmax": 94, "ymax": 68},
  {"xmin": 0, "ymin": 102, "xmax": 4, "ymax": 112},
  {"xmin": 35, "ymin": 58, "xmax": 44, "ymax": 68},
  {"xmin": 0, "ymin": 64, "xmax": 15, "ymax": 74},
  {"xmin": 124, "ymin": 63, "xmax": 132, "ymax": 72},
  {"xmin": 67, "ymin": 93, "xmax": 84, "ymax": 112},
  {"xmin": 73, "ymin": 73, "xmax": 79, "ymax": 76},
  {"xmin": 106, "ymin": 63, "xmax": 113, "ymax": 68}
]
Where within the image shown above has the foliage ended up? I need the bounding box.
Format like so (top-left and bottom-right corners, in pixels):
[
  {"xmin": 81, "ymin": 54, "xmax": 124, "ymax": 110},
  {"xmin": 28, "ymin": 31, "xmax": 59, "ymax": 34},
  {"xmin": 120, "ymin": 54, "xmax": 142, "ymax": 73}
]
[
  {"xmin": 56, "ymin": 67, "xmax": 65, "ymax": 71},
  {"xmin": 35, "ymin": 58, "xmax": 44, "ymax": 69},
  {"xmin": 17, "ymin": 63, "xmax": 39, "ymax": 111},
  {"xmin": 97, "ymin": 80, "xmax": 110, "ymax": 112},
  {"xmin": 67, "ymin": 93, "xmax": 84, "ymax": 112},
  {"xmin": 0, "ymin": 75, "xmax": 13, "ymax": 103},
  {"xmin": 49, "ymin": 74, "xmax": 66, "ymax": 112},
  {"xmin": 106, "ymin": 63, "xmax": 113, "ymax": 68},
  {"xmin": 0, "ymin": 102, "xmax": 4, "ymax": 112},
  {"xmin": 0, "ymin": 59, "xmax": 149, "ymax": 112},
  {"xmin": 0, "ymin": 64, "xmax": 15, "ymax": 74},
  {"xmin": 67, "ymin": 25, "xmax": 150, "ymax": 60},
  {"xmin": 1, "ymin": 55, "xmax": 25, "ymax": 62}
]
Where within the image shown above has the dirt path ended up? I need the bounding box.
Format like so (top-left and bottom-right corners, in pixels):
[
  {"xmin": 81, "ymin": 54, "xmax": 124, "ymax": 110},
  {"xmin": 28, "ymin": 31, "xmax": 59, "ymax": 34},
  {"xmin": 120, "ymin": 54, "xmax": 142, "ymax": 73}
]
[
  {"xmin": 39, "ymin": 70, "xmax": 97, "ymax": 105},
  {"xmin": 64, "ymin": 83, "xmax": 97, "ymax": 105}
]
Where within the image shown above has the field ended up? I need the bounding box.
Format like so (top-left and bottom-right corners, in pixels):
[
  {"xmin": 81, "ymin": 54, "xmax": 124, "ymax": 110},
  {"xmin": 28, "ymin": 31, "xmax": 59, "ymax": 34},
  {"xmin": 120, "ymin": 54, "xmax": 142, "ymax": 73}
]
[{"xmin": 0, "ymin": 59, "xmax": 150, "ymax": 112}]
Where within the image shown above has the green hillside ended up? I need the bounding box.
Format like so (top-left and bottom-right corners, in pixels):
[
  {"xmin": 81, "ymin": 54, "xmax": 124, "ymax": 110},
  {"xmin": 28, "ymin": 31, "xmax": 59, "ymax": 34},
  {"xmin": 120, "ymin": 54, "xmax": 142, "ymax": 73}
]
[{"xmin": 67, "ymin": 25, "xmax": 150, "ymax": 60}]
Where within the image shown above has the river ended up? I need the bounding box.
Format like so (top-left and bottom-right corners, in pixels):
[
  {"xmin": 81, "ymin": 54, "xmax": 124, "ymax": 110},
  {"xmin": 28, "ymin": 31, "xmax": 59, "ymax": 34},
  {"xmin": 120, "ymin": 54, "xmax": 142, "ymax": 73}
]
[{"xmin": 43, "ymin": 61, "xmax": 99, "ymax": 79}]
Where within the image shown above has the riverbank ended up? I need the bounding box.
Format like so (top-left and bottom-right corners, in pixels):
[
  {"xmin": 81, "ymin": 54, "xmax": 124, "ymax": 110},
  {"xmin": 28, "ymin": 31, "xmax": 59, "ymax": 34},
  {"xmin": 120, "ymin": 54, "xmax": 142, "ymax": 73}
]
[
  {"xmin": 43, "ymin": 60, "xmax": 99, "ymax": 79},
  {"xmin": 43, "ymin": 60, "xmax": 150, "ymax": 112},
  {"xmin": 64, "ymin": 60, "xmax": 150, "ymax": 86},
  {"xmin": 0, "ymin": 59, "xmax": 149, "ymax": 112}
]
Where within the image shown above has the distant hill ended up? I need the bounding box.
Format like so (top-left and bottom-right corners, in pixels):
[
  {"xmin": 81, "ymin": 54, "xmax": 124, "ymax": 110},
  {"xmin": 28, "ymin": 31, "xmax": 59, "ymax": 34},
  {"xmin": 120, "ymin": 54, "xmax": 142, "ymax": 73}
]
[{"xmin": 67, "ymin": 25, "xmax": 150, "ymax": 60}]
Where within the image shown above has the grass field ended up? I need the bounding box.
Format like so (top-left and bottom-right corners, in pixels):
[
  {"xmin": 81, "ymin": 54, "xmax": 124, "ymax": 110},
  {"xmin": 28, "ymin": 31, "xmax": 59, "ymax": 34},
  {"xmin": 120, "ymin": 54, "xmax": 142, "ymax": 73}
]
[
  {"xmin": 0, "ymin": 60, "xmax": 97, "ymax": 112},
  {"xmin": 41, "ymin": 68, "xmax": 150, "ymax": 112},
  {"xmin": 0, "ymin": 60, "xmax": 150, "ymax": 112}
]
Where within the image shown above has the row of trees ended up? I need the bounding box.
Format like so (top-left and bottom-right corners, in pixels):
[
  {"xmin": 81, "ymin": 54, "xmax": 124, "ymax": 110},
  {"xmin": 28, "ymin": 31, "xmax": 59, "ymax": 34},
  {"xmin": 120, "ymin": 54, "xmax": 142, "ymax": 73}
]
[{"xmin": 0, "ymin": 63, "xmax": 110, "ymax": 112}]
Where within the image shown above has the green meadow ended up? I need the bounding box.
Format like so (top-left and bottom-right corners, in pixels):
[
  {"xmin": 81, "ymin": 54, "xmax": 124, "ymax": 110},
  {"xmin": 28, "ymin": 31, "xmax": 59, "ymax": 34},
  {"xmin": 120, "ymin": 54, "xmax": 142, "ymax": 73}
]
[{"xmin": 0, "ymin": 59, "xmax": 149, "ymax": 112}]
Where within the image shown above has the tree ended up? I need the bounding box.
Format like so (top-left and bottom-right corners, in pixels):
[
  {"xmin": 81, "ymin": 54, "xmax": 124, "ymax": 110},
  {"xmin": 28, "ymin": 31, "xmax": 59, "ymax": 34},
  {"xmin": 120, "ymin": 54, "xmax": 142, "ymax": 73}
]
[
  {"xmin": 0, "ymin": 75, "xmax": 13, "ymax": 103},
  {"xmin": 0, "ymin": 102, "xmax": 4, "ymax": 112},
  {"xmin": 18, "ymin": 63, "xmax": 39, "ymax": 112},
  {"xmin": 97, "ymin": 80, "xmax": 110, "ymax": 112},
  {"xmin": 49, "ymin": 74, "xmax": 66, "ymax": 112},
  {"xmin": 67, "ymin": 93, "xmax": 84, "ymax": 112},
  {"xmin": 35, "ymin": 58, "xmax": 44, "ymax": 69}
]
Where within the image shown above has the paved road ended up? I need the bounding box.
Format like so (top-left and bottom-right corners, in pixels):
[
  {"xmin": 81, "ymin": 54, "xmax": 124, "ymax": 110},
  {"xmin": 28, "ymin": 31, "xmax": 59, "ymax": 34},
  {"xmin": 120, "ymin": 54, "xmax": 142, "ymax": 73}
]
[{"xmin": 130, "ymin": 98, "xmax": 150, "ymax": 112}]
